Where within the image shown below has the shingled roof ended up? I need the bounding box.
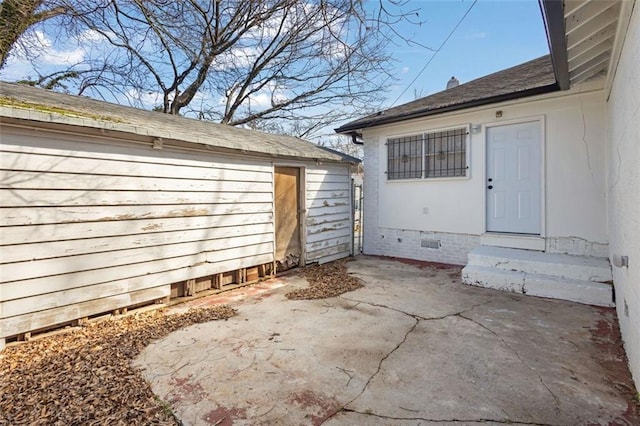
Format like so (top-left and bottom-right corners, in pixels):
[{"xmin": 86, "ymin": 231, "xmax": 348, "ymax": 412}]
[
  {"xmin": 0, "ymin": 82, "xmax": 356, "ymax": 163},
  {"xmin": 335, "ymin": 55, "xmax": 557, "ymax": 134}
]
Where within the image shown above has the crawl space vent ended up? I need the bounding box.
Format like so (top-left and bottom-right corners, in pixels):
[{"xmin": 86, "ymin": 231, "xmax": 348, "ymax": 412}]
[{"xmin": 421, "ymin": 239, "xmax": 441, "ymax": 249}]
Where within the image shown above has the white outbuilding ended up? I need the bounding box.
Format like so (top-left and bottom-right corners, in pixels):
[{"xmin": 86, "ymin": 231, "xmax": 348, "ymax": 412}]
[{"xmin": 0, "ymin": 82, "xmax": 358, "ymax": 349}]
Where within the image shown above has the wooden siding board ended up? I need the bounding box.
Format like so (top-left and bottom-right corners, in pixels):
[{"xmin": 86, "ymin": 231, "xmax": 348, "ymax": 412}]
[
  {"xmin": 305, "ymin": 175, "xmax": 349, "ymax": 183},
  {"xmin": 1, "ymin": 252, "xmax": 272, "ymax": 319},
  {"xmin": 0, "ymin": 189, "xmax": 273, "ymax": 207},
  {"xmin": 1, "ymin": 202, "xmax": 274, "ymax": 226},
  {"xmin": 306, "ymin": 181, "xmax": 349, "ymax": 192},
  {"xmin": 1, "ymin": 286, "xmax": 171, "ymax": 337},
  {"xmin": 307, "ymin": 235, "xmax": 351, "ymax": 250},
  {"xmin": 1, "ymin": 234, "xmax": 274, "ymax": 283},
  {"xmin": 306, "ymin": 197, "xmax": 350, "ymax": 209},
  {"xmin": 0, "ymin": 152, "xmax": 270, "ymax": 182},
  {"xmin": 0, "ymin": 212, "xmax": 274, "ymax": 246},
  {"xmin": 306, "ymin": 189, "xmax": 350, "ymax": 201},
  {"xmin": 304, "ymin": 204, "xmax": 349, "ymax": 217},
  {"xmin": 1, "ymin": 171, "xmax": 273, "ymax": 192},
  {"xmin": 306, "ymin": 228, "xmax": 351, "ymax": 244},
  {"xmin": 1, "ymin": 223, "xmax": 273, "ymax": 264},
  {"xmin": 1, "ymin": 130, "xmax": 272, "ymax": 173},
  {"xmin": 306, "ymin": 220, "xmax": 350, "ymax": 235},
  {"xmin": 306, "ymin": 243, "xmax": 351, "ymax": 262},
  {"xmin": 306, "ymin": 212, "xmax": 350, "ymax": 226},
  {"xmin": 1, "ymin": 242, "xmax": 274, "ymax": 303},
  {"xmin": 0, "ymin": 150, "xmax": 273, "ymax": 182},
  {"xmin": 306, "ymin": 168, "xmax": 349, "ymax": 178}
]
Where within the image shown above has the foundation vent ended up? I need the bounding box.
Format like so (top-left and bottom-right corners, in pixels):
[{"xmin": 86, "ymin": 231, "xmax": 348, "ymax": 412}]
[{"xmin": 421, "ymin": 239, "xmax": 441, "ymax": 249}]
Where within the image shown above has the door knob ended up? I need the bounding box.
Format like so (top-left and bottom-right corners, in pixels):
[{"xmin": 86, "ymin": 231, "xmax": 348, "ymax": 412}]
[{"xmin": 488, "ymin": 185, "xmax": 493, "ymax": 189}]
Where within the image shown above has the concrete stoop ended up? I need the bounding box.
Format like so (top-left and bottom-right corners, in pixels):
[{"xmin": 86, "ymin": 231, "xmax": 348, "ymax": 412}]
[{"xmin": 461, "ymin": 246, "xmax": 614, "ymax": 307}]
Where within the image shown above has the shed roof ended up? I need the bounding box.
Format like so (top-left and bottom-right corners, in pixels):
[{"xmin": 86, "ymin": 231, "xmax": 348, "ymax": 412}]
[
  {"xmin": 335, "ymin": 55, "xmax": 558, "ymax": 134},
  {"xmin": 0, "ymin": 82, "xmax": 356, "ymax": 164}
]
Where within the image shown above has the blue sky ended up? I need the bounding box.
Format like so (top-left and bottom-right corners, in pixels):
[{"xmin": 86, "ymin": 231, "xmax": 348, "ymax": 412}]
[{"xmin": 383, "ymin": 0, "xmax": 549, "ymax": 107}]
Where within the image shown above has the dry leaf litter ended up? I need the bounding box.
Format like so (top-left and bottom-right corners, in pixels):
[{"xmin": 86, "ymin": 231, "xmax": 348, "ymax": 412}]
[
  {"xmin": 286, "ymin": 258, "xmax": 364, "ymax": 300},
  {"xmin": 0, "ymin": 306, "xmax": 236, "ymax": 425}
]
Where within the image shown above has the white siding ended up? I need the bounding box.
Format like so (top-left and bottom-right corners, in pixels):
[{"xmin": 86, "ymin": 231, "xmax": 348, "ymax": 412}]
[
  {"xmin": 0, "ymin": 127, "xmax": 274, "ymax": 340},
  {"xmin": 607, "ymin": 5, "xmax": 640, "ymax": 386},
  {"xmin": 305, "ymin": 165, "xmax": 352, "ymax": 263}
]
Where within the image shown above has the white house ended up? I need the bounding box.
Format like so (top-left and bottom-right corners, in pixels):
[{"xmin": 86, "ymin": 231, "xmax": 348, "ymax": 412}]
[
  {"xmin": 0, "ymin": 82, "xmax": 358, "ymax": 350},
  {"xmin": 337, "ymin": 0, "xmax": 639, "ymax": 385}
]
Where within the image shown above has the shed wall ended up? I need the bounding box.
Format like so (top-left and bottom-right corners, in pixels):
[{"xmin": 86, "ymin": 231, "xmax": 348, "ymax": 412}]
[
  {"xmin": 0, "ymin": 127, "xmax": 274, "ymax": 342},
  {"xmin": 305, "ymin": 165, "xmax": 352, "ymax": 263}
]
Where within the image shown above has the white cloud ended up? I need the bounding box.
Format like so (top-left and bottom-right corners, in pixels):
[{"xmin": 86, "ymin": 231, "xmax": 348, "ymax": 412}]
[
  {"xmin": 42, "ymin": 48, "xmax": 85, "ymax": 65},
  {"xmin": 78, "ymin": 29, "xmax": 108, "ymax": 42},
  {"xmin": 12, "ymin": 30, "xmax": 85, "ymax": 65},
  {"xmin": 124, "ymin": 88, "xmax": 165, "ymax": 108},
  {"xmin": 221, "ymin": 80, "xmax": 288, "ymax": 110}
]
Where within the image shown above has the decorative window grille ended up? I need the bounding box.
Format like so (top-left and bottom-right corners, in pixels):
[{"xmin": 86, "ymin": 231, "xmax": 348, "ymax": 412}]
[
  {"xmin": 386, "ymin": 127, "xmax": 468, "ymax": 180},
  {"xmin": 387, "ymin": 134, "xmax": 423, "ymax": 180},
  {"xmin": 424, "ymin": 128, "xmax": 468, "ymax": 177}
]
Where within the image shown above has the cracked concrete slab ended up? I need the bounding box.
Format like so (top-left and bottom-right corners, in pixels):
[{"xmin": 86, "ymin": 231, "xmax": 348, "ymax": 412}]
[
  {"xmin": 135, "ymin": 256, "xmax": 638, "ymax": 425},
  {"xmin": 135, "ymin": 284, "xmax": 415, "ymax": 425},
  {"xmin": 343, "ymin": 316, "xmax": 572, "ymax": 424}
]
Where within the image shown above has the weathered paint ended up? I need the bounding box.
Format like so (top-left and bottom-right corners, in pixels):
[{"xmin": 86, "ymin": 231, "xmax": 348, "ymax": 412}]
[
  {"xmin": 0, "ymin": 127, "xmax": 275, "ymax": 341},
  {"xmin": 305, "ymin": 166, "xmax": 352, "ymax": 263}
]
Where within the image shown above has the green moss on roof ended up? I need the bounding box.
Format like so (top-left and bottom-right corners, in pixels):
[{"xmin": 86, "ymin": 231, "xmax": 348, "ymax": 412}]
[{"xmin": 0, "ymin": 96, "xmax": 123, "ymax": 123}]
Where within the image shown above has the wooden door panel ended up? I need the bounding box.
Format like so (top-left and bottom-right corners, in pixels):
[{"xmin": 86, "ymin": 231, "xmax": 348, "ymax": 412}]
[{"xmin": 274, "ymin": 167, "xmax": 301, "ymax": 267}]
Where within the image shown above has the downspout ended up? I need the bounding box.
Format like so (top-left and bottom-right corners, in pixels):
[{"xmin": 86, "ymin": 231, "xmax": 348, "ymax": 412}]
[{"xmin": 350, "ymin": 132, "xmax": 363, "ymax": 145}]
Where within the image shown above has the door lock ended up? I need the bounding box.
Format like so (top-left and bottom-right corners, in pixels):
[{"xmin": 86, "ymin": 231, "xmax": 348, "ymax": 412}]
[{"xmin": 488, "ymin": 185, "xmax": 493, "ymax": 189}]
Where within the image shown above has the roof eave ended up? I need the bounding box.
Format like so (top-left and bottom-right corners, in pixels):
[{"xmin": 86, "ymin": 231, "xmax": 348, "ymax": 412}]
[
  {"xmin": 540, "ymin": 0, "xmax": 570, "ymax": 90},
  {"xmin": 0, "ymin": 113, "xmax": 351, "ymax": 164},
  {"xmin": 335, "ymin": 82, "xmax": 559, "ymax": 134}
]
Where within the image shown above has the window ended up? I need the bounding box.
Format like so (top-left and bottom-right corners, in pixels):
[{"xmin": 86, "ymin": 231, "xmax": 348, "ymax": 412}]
[
  {"xmin": 387, "ymin": 134, "xmax": 423, "ymax": 180},
  {"xmin": 386, "ymin": 127, "xmax": 468, "ymax": 180},
  {"xmin": 424, "ymin": 128, "xmax": 467, "ymax": 178}
]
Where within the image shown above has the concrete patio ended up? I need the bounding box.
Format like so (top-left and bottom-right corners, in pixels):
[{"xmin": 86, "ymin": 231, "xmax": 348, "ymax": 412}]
[{"xmin": 135, "ymin": 256, "xmax": 638, "ymax": 425}]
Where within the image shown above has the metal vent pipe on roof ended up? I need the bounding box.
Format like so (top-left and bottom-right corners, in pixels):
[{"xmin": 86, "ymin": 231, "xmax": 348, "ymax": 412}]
[{"xmin": 446, "ymin": 76, "xmax": 460, "ymax": 89}]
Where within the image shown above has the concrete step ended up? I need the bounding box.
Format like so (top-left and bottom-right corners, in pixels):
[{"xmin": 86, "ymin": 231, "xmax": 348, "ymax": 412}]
[
  {"xmin": 461, "ymin": 265, "xmax": 614, "ymax": 307},
  {"xmin": 467, "ymin": 246, "xmax": 612, "ymax": 282}
]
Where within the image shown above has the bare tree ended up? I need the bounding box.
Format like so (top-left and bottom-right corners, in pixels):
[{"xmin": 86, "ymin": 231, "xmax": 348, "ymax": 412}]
[
  {"xmin": 0, "ymin": 0, "xmax": 69, "ymax": 68},
  {"xmin": 2, "ymin": 0, "xmax": 425, "ymax": 138}
]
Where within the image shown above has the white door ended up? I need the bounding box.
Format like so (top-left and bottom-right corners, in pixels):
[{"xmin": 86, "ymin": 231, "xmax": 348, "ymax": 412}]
[{"xmin": 486, "ymin": 121, "xmax": 541, "ymax": 234}]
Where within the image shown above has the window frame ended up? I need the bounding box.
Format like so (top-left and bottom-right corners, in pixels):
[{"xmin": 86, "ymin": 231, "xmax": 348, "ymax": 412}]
[
  {"xmin": 386, "ymin": 133, "xmax": 424, "ymax": 180},
  {"xmin": 385, "ymin": 124, "xmax": 471, "ymax": 181}
]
